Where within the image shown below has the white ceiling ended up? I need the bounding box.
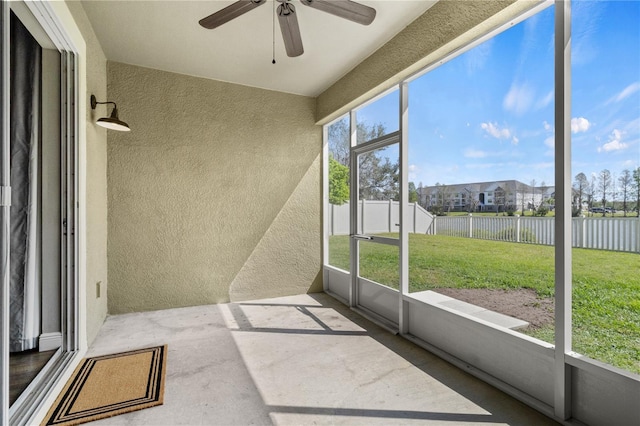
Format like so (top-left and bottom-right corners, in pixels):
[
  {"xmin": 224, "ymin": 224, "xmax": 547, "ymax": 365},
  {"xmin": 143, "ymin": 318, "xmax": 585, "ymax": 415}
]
[{"xmin": 81, "ymin": 0, "xmax": 436, "ymax": 97}]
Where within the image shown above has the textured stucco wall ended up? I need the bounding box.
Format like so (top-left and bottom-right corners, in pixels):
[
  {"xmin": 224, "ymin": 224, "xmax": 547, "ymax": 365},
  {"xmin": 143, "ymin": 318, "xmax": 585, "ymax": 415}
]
[
  {"xmin": 316, "ymin": 0, "xmax": 541, "ymax": 124},
  {"xmin": 107, "ymin": 62, "xmax": 322, "ymax": 314},
  {"xmin": 65, "ymin": 1, "xmax": 109, "ymax": 346}
]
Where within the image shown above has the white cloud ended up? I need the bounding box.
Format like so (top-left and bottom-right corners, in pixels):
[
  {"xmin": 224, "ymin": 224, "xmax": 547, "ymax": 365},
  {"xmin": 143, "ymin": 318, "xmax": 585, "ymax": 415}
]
[
  {"xmin": 464, "ymin": 40, "xmax": 493, "ymax": 74},
  {"xmin": 512, "ymin": 136, "xmax": 519, "ymax": 145},
  {"xmin": 607, "ymin": 82, "xmax": 640, "ymax": 104},
  {"xmin": 571, "ymin": 0, "xmax": 602, "ymax": 66},
  {"xmin": 544, "ymin": 136, "xmax": 554, "ymax": 148},
  {"xmin": 543, "ymin": 121, "xmax": 552, "ymax": 132},
  {"xmin": 599, "ymin": 140, "xmax": 627, "ymax": 152},
  {"xmin": 503, "ymin": 83, "xmax": 534, "ymax": 115},
  {"xmin": 480, "ymin": 122, "xmax": 511, "ymax": 140},
  {"xmin": 408, "ymin": 164, "xmax": 419, "ymax": 181},
  {"xmin": 571, "ymin": 117, "xmax": 591, "ymax": 133},
  {"xmin": 464, "ymin": 149, "xmax": 488, "ymax": 158},
  {"xmin": 597, "ymin": 129, "xmax": 629, "ymax": 153},
  {"xmin": 535, "ymin": 91, "xmax": 554, "ymax": 110},
  {"xmin": 532, "ymin": 162, "xmax": 554, "ymax": 170}
]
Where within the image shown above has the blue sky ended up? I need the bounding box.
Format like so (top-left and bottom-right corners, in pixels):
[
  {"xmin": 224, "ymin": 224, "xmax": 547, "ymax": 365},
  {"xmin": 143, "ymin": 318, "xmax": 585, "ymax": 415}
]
[{"xmin": 354, "ymin": 1, "xmax": 639, "ymax": 189}]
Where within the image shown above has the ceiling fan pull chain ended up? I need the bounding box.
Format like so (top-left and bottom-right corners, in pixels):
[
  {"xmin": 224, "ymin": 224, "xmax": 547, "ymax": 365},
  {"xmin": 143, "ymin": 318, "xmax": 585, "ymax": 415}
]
[{"xmin": 272, "ymin": 0, "xmax": 276, "ymax": 64}]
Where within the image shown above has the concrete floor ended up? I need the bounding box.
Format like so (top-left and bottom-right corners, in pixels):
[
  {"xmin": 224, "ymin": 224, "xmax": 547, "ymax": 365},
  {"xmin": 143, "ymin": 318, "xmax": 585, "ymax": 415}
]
[{"xmin": 86, "ymin": 293, "xmax": 558, "ymax": 425}]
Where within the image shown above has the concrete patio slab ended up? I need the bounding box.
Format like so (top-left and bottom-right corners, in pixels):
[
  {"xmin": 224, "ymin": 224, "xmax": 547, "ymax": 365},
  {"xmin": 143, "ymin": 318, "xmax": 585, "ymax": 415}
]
[{"xmin": 83, "ymin": 292, "xmax": 554, "ymax": 425}]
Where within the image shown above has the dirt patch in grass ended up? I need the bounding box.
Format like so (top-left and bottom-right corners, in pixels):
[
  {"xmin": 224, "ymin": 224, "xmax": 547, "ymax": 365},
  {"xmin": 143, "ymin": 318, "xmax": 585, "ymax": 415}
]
[{"xmin": 434, "ymin": 288, "xmax": 554, "ymax": 330}]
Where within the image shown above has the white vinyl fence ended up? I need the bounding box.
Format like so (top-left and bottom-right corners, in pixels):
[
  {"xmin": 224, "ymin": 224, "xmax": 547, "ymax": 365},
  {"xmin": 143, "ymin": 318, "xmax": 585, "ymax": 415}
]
[
  {"xmin": 328, "ymin": 200, "xmax": 435, "ymax": 236},
  {"xmin": 329, "ymin": 204, "xmax": 640, "ymax": 253},
  {"xmin": 433, "ymin": 215, "xmax": 640, "ymax": 253}
]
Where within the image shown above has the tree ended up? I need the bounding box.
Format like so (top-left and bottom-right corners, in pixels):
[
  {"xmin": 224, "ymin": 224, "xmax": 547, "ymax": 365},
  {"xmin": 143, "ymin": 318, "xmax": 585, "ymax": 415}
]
[
  {"xmin": 328, "ymin": 118, "xmax": 386, "ymax": 167},
  {"xmin": 464, "ymin": 187, "xmax": 479, "ymax": 213},
  {"xmin": 633, "ymin": 167, "xmax": 640, "ymax": 217},
  {"xmin": 573, "ymin": 172, "xmax": 589, "ymax": 215},
  {"xmin": 517, "ymin": 181, "xmax": 527, "ymax": 215},
  {"xmin": 417, "ymin": 182, "xmax": 425, "ymax": 208},
  {"xmin": 327, "ymin": 118, "xmax": 350, "ymax": 166},
  {"xmin": 328, "ymin": 119, "xmax": 398, "ymax": 201},
  {"xmin": 618, "ymin": 169, "xmax": 632, "ymax": 217},
  {"xmin": 428, "ymin": 183, "xmax": 442, "ymax": 215},
  {"xmin": 528, "ymin": 179, "xmax": 550, "ymax": 215},
  {"xmin": 494, "ymin": 183, "xmax": 509, "ymax": 214},
  {"xmin": 588, "ymin": 173, "xmax": 597, "ymax": 216},
  {"xmin": 611, "ymin": 171, "xmax": 618, "ymax": 211},
  {"xmin": 358, "ymin": 153, "xmax": 399, "ymax": 200},
  {"xmin": 408, "ymin": 182, "xmax": 418, "ymax": 203},
  {"xmin": 328, "ymin": 156, "xmax": 349, "ymax": 205},
  {"xmin": 598, "ymin": 169, "xmax": 612, "ymax": 216},
  {"xmin": 529, "ymin": 179, "xmax": 537, "ymax": 213}
]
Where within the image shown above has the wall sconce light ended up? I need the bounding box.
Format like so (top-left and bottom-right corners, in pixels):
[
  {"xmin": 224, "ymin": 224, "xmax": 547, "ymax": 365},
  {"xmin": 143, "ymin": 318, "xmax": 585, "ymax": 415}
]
[{"xmin": 90, "ymin": 94, "xmax": 130, "ymax": 132}]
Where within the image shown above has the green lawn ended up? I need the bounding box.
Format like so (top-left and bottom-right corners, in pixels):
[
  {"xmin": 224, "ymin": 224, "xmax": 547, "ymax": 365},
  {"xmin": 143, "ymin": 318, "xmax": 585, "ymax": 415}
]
[{"xmin": 329, "ymin": 233, "xmax": 640, "ymax": 374}]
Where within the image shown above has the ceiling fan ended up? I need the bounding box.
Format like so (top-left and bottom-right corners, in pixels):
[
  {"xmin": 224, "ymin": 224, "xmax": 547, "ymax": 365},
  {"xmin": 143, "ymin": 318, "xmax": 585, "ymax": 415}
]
[{"xmin": 199, "ymin": 0, "xmax": 376, "ymax": 58}]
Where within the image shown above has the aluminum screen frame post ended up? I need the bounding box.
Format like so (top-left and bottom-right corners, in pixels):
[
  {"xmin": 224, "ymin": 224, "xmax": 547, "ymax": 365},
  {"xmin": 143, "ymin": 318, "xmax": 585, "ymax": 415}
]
[
  {"xmin": 349, "ymin": 109, "xmax": 358, "ymax": 308},
  {"xmin": 0, "ymin": 1, "xmax": 11, "ymax": 423},
  {"xmin": 398, "ymin": 82, "xmax": 409, "ymax": 334},
  {"xmin": 554, "ymin": 0, "xmax": 572, "ymax": 420}
]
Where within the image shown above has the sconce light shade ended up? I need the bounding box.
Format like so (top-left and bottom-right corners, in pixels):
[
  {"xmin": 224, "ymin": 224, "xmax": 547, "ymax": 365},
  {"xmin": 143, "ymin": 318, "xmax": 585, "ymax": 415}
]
[
  {"xmin": 91, "ymin": 95, "xmax": 131, "ymax": 132},
  {"xmin": 96, "ymin": 108, "xmax": 130, "ymax": 132}
]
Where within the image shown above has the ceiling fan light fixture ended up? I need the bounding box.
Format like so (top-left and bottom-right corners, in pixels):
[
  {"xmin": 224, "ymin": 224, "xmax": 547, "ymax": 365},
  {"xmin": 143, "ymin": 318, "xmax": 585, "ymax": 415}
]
[
  {"xmin": 300, "ymin": 0, "xmax": 376, "ymax": 25},
  {"xmin": 199, "ymin": 0, "xmax": 376, "ymax": 58},
  {"xmin": 277, "ymin": 2, "xmax": 304, "ymax": 57}
]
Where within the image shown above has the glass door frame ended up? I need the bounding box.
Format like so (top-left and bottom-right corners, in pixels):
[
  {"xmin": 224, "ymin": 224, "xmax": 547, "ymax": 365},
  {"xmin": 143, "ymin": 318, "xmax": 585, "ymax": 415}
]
[
  {"xmin": 1, "ymin": 2, "xmax": 81, "ymax": 424},
  {"xmin": 1, "ymin": 1, "xmax": 11, "ymax": 420},
  {"xmin": 348, "ymin": 83, "xmax": 409, "ymax": 333}
]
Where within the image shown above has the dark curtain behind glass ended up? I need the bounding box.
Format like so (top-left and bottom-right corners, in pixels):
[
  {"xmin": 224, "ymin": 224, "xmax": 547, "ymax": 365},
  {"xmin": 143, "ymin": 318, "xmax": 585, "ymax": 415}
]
[{"xmin": 9, "ymin": 11, "xmax": 41, "ymax": 352}]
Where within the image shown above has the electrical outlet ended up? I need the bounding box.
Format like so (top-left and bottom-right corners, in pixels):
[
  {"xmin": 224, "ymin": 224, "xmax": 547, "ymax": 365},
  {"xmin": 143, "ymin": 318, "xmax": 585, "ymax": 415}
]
[{"xmin": 96, "ymin": 281, "xmax": 101, "ymax": 298}]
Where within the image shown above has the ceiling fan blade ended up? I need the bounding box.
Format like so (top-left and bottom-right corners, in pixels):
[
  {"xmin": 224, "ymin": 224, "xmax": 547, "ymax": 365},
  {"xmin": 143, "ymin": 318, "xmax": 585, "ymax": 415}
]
[
  {"xmin": 299, "ymin": 0, "xmax": 375, "ymax": 25},
  {"xmin": 277, "ymin": 2, "xmax": 304, "ymax": 57},
  {"xmin": 199, "ymin": 0, "xmax": 266, "ymax": 29}
]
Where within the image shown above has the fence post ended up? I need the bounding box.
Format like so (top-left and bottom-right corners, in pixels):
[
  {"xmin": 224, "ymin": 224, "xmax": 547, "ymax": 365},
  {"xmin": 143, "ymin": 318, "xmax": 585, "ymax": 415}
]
[
  {"xmin": 361, "ymin": 199, "xmax": 365, "ymax": 234},
  {"xmin": 580, "ymin": 215, "xmax": 587, "ymax": 248},
  {"xmin": 330, "ymin": 204, "xmax": 334, "ymax": 236},
  {"xmin": 469, "ymin": 214, "xmax": 473, "ymax": 238},
  {"xmin": 637, "ymin": 216, "xmax": 640, "ymax": 254},
  {"xmin": 389, "ymin": 199, "xmax": 393, "ymax": 233},
  {"xmin": 516, "ymin": 215, "xmax": 521, "ymax": 243},
  {"xmin": 433, "ymin": 216, "xmax": 437, "ymax": 235}
]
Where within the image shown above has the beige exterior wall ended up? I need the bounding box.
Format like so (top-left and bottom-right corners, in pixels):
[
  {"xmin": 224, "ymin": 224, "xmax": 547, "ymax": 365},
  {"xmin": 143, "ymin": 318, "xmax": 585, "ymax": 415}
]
[
  {"xmin": 316, "ymin": 0, "xmax": 541, "ymax": 124},
  {"xmin": 65, "ymin": 1, "xmax": 109, "ymax": 346},
  {"xmin": 106, "ymin": 62, "xmax": 322, "ymax": 314},
  {"xmin": 61, "ymin": 0, "xmax": 539, "ymax": 323}
]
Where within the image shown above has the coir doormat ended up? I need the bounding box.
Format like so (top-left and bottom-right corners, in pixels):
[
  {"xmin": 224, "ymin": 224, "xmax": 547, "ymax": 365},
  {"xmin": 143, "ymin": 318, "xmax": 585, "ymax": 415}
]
[{"xmin": 42, "ymin": 345, "xmax": 167, "ymax": 426}]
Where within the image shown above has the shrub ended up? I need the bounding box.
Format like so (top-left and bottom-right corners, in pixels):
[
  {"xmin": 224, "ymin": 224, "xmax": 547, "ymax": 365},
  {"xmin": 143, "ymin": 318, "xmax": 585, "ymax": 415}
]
[
  {"xmin": 535, "ymin": 206, "xmax": 550, "ymax": 217},
  {"xmin": 429, "ymin": 205, "xmax": 447, "ymax": 216}
]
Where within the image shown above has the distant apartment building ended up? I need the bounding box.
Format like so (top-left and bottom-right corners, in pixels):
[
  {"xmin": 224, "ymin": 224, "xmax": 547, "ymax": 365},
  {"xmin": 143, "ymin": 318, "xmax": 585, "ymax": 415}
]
[{"xmin": 417, "ymin": 180, "xmax": 555, "ymax": 213}]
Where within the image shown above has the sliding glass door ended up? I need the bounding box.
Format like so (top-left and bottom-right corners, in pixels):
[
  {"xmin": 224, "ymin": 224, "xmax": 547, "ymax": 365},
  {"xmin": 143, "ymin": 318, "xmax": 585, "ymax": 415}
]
[
  {"xmin": 1, "ymin": 0, "xmax": 11, "ymax": 420},
  {"xmin": 1, "ymin": 2, "xmax": 79, "ymax": 424}
]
